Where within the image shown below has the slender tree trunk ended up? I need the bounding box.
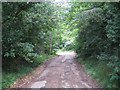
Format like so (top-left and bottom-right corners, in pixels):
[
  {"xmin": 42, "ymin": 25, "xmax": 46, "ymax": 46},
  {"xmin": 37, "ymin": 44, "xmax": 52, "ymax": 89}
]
[{"xmin": 50, "ymin": 37, "xmax": 53, "ymax": 55}]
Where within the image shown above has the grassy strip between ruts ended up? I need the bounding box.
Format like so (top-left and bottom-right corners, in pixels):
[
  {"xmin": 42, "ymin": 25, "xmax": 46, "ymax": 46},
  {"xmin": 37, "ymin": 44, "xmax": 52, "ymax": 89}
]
[
  {"xmin": 77, "ymin": 57, "xmax": 119, "ymax": 88},
  {"xmin": 2, "ymin": 54, "xmax": 55, "ymax": 89}
]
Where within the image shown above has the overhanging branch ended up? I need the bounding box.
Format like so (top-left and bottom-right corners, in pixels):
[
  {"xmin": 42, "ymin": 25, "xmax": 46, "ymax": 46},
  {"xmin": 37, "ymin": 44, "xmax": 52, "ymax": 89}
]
[{"xmin": 79, "ymin": 3, "xmax": 105, "ymax": 12}]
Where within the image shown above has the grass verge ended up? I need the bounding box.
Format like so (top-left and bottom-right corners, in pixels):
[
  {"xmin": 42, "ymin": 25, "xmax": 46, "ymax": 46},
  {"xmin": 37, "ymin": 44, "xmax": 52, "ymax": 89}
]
[
  {"xmin": 77, "ymin": 57, "xmax": 119, "ymax": 88},
  {"xmin": 2, "ymin": 54, "xmax": 55, "ymax": 89}
]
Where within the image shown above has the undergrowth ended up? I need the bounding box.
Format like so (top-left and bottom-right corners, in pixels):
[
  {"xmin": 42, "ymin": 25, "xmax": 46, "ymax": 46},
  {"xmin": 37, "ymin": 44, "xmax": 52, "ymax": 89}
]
[
  {"xmin": 2, "ymin": 54, "xmax": 55, "ymax": 89},
  {"xmin": 77, "ymin": 57, "xmax": 119, "ymax": 88}
]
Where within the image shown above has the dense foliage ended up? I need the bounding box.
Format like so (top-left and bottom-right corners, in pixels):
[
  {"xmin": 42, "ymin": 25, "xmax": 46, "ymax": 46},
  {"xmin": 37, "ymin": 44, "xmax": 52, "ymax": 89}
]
[
  {"xmin": 69, "ymin": 2, "xmax": 120, "ymax": 87},
  {"xmin": 2, "ymin": 2, "xmax": 63, "ymax": 68},
  {"xmin": 2, "ymin": 2, "xmax": 63, "ymax": 89},
  {"xmin": 2, "ymin": 1, "xmax": 120, "ymax": 88}
]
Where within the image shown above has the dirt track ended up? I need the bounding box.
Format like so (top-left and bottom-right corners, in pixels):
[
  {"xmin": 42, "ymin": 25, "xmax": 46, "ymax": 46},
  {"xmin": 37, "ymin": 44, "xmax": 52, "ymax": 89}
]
[{"xmin": 11, "ymin": 52, "xmax": 100, "ymax": 88}]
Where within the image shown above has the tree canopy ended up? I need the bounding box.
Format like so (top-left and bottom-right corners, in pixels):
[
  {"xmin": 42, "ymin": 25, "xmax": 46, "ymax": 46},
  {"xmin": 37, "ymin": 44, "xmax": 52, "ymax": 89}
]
[{"xmin": 2, "ymin": 1, "xmax": 120, "ymax": 88}]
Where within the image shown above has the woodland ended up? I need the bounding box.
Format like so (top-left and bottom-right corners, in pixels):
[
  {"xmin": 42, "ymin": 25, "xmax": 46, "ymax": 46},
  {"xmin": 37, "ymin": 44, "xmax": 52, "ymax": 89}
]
[{"xmin": 2, "ymin": 1, "xmax": 120, "ymax": 89}]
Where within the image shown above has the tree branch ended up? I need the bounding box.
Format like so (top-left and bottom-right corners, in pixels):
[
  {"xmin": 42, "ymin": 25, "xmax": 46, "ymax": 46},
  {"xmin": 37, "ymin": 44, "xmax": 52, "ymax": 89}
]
[{"xmin": 79, "ymin": 3, "xmax": 105, "ymax": 12}]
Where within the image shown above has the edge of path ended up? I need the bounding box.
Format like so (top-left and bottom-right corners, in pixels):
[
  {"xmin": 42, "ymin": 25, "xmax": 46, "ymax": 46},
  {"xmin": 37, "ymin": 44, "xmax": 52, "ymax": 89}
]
[
  {"xmin": 10, "ymin": 55, "xmax": 59, "ymax": 88},
  {"xmin": 74, "ymin": 56, "xmax": 100, "ymax": 88}
]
